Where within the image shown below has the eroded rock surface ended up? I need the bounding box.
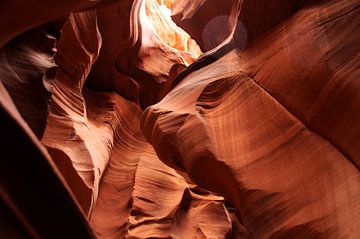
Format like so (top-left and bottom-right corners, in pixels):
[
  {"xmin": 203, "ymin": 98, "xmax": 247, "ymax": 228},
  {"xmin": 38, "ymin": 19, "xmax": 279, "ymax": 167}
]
[
  {"xmin": 142, "ymin": 0, "xmax": 360, "ymax": 237},
  {"xmin": 0, "ymin": 0, "xmax": 359, "ymax": 238}
]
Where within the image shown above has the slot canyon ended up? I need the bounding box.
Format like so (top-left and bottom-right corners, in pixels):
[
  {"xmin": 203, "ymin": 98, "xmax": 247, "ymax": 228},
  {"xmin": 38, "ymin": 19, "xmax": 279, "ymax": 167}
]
[{"xmin": 0, "ymin": 0, "xmax": 359, "ymax": 238}]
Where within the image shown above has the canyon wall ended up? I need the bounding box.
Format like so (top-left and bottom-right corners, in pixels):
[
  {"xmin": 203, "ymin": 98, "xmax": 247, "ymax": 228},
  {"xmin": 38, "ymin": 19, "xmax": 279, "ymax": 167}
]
[{"xmin": 0, "ymin": 0, "xmax": 359, "ymax": 238}]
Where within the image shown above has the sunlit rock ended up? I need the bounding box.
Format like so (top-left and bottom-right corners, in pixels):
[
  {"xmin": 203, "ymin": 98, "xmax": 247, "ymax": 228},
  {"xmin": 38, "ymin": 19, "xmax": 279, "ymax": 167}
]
[{"xmin": 0, "ymin": 0, "xmax": 359, "ymax": 238}]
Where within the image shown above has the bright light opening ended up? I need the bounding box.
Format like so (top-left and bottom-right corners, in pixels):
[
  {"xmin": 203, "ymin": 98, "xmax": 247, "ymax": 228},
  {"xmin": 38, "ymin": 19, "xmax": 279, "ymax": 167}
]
[
  {"xmin": 145, "ymin": 0, "xmax": 202, "ymax": 64},
  {"xmin": 159, "ymin": 4, "xmax": 172, "ymax": 19}
]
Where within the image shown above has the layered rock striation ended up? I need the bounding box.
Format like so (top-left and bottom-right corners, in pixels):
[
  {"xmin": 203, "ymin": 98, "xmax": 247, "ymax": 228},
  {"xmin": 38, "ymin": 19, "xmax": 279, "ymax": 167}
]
[{"xmin": 0, "ymin": 0, "xmax": 359, "ymax": 238}]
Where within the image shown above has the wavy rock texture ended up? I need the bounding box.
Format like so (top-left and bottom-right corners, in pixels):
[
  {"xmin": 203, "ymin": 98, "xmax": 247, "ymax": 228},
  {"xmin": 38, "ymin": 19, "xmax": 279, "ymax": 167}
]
[
  {"xmin": 40, "ymin": 0, "xmax": 234, "ymax": 238},
  {"xmin": 145, "ymin": 0, "xmax": 202, "ymax": 63},
  {"xmin": 41, "ymin": 11, "xmax": 104, "ymax": 213},
  {"xmin": 86, "ymin": 0, "xmax": 200, "ymax": 108},
  {"xmin": 171, "ymin": 0, "xmax": 306, "ymax": 52},
  {"xmin": 89, "ymin": 94, "xmax": 232, "ymax": 238},
  {"xmin": 0, "ymin": 24, "xmax": 58, "ymax": 138},
  {"xmin": 142, "ymin": 0, "xmax": 360, "ymax": 238},
  {"xmin": 171, "ymin": 0, "xmax": 236, "ymax": 51},
  {"xmin": 0, "ymin": 0, "xmax": 359, "ymax": 238}
]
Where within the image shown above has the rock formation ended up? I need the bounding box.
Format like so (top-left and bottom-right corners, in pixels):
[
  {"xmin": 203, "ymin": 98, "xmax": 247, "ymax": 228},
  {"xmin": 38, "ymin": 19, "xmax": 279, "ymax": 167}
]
[{"xmin": 0, "ymin": 0, "xmax": 359, "ymax": 238}]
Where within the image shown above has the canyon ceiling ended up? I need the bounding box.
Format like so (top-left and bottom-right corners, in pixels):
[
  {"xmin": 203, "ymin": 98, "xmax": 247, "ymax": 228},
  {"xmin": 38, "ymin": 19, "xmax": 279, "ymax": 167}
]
[{"xmin": 0, "ymin": 0, "xmax": 359, "ymax": 238}]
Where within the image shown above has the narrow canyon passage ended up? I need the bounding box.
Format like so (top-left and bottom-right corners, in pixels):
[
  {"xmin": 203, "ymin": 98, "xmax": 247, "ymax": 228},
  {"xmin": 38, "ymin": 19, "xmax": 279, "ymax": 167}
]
[
  {"xmin": 0, "ymin": 0, "xmax": 359, "ymax": 238},
  {"xmin": 144, "ymin": 0, "xmax": 202, "ymax": 63}
]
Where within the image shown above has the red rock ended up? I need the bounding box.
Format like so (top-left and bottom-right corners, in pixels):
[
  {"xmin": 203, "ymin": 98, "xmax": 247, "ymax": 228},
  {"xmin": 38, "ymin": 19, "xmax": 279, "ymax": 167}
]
[
  {"xmin": 0, "ymin": 0, "xmax": 359, "ymax": 238},
  {"xmin": 86, "ymin": 0, "xmax": 194, "ymax": 108},
  {"xmin": 142, "ymin": 0, "xmax": 360, "ymax": 237},
  {"xmin": 0, "ymin": 0, "xmax": 122, "ymax": 47}
]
